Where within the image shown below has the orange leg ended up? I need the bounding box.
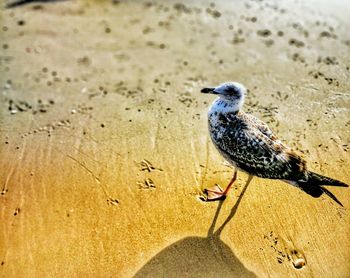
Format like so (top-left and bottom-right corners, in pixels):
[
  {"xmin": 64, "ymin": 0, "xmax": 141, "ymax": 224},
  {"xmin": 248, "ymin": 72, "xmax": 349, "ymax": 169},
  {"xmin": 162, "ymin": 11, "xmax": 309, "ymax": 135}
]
[{"xmin": 204, "ymin": 169, "xmax": 237, "ymax": 201}]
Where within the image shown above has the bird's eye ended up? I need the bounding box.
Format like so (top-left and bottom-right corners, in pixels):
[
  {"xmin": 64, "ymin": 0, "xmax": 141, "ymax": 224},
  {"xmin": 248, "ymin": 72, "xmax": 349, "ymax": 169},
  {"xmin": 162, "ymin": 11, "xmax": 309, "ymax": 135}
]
[{"xmin": 226, "ymin": 87, "xmax": 238, "ymax": 95}]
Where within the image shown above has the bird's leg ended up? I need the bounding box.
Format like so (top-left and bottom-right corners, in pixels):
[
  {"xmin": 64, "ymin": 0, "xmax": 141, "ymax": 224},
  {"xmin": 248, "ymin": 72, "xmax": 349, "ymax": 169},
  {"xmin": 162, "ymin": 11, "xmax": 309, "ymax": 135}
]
[{"xmin": 204, "ymin": 169, "xmax": 237, "ymax": 201}]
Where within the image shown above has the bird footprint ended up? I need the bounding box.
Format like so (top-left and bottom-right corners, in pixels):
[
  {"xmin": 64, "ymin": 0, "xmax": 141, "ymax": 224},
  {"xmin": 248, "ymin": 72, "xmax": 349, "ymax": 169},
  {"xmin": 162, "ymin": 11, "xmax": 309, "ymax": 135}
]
[{"xmin": 264, "ymin": 231, "xmax": 306, "ymax": 269}]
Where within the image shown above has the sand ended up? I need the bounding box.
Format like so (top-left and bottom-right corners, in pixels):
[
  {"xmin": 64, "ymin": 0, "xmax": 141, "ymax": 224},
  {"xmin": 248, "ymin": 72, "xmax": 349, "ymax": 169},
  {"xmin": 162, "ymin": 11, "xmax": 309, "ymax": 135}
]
[{"xmin": 0, "ymin": 0, "xmax": 349, "ymax": 277}]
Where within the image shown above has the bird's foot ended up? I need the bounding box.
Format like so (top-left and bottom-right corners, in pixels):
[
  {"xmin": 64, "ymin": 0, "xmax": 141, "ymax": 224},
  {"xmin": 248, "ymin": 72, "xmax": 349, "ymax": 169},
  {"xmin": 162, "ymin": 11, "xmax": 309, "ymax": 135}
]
[{"xmin": 202, "ymin": 184, "xmax": 227, "ymax": 201}]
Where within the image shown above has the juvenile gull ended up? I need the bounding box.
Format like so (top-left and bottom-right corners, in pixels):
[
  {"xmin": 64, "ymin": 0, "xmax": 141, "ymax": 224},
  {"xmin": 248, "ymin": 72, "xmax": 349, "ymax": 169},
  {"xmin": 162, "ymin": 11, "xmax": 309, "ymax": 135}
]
[{"xmin": 201, "ymin": 82, "xmax": 348, "ymax": 205}]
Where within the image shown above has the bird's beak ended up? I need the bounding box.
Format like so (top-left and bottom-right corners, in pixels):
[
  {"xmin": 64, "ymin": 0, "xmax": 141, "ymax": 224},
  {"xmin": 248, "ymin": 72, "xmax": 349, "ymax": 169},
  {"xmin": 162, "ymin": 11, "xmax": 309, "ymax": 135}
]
[{"xmin": 201, "ymin": 87, "xmax": 217, "ymax": 94}]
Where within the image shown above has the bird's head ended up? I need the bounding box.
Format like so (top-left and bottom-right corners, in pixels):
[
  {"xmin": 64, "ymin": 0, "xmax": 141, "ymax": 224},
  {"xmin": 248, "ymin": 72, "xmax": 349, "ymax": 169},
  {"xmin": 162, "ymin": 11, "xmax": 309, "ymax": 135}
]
[
  {"xmin": 201, "ymin": 82, "xmax": 246, "ymax": 101},
  {"xmin": 201, "ymin": 82, "xmax": 247, "ymax": 111}
]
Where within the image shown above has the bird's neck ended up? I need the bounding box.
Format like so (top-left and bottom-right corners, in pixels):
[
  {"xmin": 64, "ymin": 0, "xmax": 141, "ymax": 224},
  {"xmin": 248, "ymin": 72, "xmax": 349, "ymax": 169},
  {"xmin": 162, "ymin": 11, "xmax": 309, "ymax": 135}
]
[{"xmin": 209, "ymin": 97, "xmax": 243, "ymax": 116}]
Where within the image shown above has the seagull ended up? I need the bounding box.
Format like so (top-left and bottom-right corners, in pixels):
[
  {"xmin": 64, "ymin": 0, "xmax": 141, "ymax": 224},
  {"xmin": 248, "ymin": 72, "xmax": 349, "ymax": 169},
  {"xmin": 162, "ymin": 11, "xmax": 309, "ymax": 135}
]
[{"xmin": 201, "ymin": 82, "xmax": 348, "ymax": 205}]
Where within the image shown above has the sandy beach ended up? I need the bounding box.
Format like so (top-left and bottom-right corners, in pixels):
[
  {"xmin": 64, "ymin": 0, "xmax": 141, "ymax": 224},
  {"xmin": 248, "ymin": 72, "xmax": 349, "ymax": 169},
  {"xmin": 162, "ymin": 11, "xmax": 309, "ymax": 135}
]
[{"xmin": 1, "ymin": 0, "xmax": 350, "ymax": 277}]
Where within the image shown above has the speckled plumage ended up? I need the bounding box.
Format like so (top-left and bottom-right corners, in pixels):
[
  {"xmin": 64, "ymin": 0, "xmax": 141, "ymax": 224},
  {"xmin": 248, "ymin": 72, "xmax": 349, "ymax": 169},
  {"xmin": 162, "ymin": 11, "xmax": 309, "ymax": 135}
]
[
  {"xmin": 202, "ymin": 82, "xmax": 348, "ymax": 205},
  {"xmin": 208, "ymin": 105, "xmax": 306, "ymax": 181}
]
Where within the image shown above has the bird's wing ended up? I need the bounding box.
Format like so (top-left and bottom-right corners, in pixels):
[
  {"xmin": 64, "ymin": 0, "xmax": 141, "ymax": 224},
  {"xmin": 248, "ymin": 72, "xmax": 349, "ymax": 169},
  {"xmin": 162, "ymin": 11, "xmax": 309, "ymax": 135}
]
[
  {"xmin": 218, "ymin": 120, "xmax": 306, "ymax": 179},
  {"xmin": 243, "ymin": 113, "xmax": 278, "ymax": 140}
]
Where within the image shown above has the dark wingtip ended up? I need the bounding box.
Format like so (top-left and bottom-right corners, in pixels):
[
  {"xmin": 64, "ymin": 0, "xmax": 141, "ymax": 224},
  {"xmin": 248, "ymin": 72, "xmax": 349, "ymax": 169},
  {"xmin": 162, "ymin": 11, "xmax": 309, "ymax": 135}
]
[
  {"xmin": 306, "ymin": 171, "xmax": 349, "ymax": 187},
  {"xmin": 338, "ymin": 182, "xmax": 349, "ymax": 188}
]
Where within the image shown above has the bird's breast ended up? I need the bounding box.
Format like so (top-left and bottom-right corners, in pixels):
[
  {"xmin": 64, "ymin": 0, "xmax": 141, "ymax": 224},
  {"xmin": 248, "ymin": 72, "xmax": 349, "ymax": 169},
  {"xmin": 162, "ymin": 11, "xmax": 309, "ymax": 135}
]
[{"xmin": 208, "ymin": 112, "xmax": 239, "ymax": 143}]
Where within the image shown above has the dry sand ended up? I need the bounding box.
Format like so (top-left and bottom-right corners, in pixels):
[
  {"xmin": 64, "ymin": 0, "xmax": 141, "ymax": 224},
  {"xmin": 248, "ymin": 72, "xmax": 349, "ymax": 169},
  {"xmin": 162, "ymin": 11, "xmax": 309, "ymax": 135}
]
[{"xmin": 1, "ymin": 0, "xmax": 350, "ymax": 277}]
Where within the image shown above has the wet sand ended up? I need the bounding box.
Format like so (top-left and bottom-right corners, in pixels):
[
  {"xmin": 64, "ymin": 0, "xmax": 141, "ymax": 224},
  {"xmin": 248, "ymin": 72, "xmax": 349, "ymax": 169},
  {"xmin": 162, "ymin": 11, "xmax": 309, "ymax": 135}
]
[{"xmin": 1, "ymin": 0, "xmax": 350, "ymax": 277}]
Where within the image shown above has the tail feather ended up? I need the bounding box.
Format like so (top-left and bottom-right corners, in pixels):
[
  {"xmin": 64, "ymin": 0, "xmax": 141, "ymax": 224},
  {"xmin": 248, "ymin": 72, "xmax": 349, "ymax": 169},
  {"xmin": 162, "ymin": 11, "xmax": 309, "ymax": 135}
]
[
  {"xmin": 295, "ymin": 171, "xmax": 348, "ymax": 206},
  {"xmin": 320, "ymin": 187, "xmax": 344, "ymax": 207}
]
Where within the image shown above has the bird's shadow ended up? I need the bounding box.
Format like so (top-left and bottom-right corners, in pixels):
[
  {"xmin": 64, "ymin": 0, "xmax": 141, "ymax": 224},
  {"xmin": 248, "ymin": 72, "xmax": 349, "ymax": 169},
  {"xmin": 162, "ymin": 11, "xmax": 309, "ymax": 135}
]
[{"xmin": 133, "ymin": 181, "xmax": 256, "ymax": 277}]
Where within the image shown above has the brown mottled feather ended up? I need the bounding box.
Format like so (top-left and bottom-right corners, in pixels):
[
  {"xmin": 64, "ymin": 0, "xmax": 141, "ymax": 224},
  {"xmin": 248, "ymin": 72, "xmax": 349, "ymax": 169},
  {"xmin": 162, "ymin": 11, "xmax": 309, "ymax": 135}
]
[
  {"xmin": 206, "ymin": 83, "xmax": 348, "ymax": 206},
  {"xmin": 210, "ymin": 111, "xmax": 307, "ymax": 180}
]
